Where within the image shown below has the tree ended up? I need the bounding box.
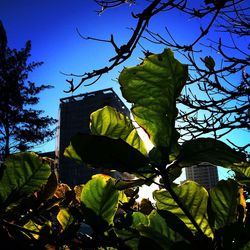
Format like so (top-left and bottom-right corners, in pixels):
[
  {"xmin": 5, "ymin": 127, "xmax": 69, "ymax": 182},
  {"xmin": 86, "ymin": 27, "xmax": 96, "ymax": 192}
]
[
  {"xmin": 0, "ymin": 21, "xmax": 57, "ymax": 159},
  {"xmin": 65, "ymin": 0, "xmax": 249, "ymax": 154}
]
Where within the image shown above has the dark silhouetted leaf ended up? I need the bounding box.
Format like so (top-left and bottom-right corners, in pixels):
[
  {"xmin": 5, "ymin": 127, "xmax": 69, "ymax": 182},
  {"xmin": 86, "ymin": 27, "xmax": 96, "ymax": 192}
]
[
  {"xmin": 157, "ymin": 210, "xmax": 194, "ymax": 242},
  {"xmin": 115, "ymin": 227, "xmax": 140, "ymax": 249},
  {"xmin": 64, "ymin": 133, "xmax": 149, "ymax": 173},
  {"xmin": 137, "ymin": 224, "xmax": 171, "ymax": 250},
  {"xmin": 90, "ymin": 105, "xmax": 147, "ymax": 156},
  {"xmin": 149, "ymin": 210, "xmax": 184, "ymax": 243},
  {"xmin": 179, "ymin": 138, "xmax": 246, "ymax": 168},
  {"xmin": 114, "ymin": 178, "xmax": 148, "ymax": 190},
  {"xmin": 204, "ymin": 56, "xmax": 215, "ymax": 70}
]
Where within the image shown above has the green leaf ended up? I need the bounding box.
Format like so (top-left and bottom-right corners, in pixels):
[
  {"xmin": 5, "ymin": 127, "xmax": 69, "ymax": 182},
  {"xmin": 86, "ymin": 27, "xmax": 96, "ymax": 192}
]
[
  {"xmin": 114, "ymin": 228, "xmax": 140, "ymax": 250},
  {"xmin": 210, "ymin": 179, "xmax": 239, "ymax": 229},
  {"xmin": 119, "ymin": 48, "xmax": 188, "ymax": 149},
  {"xmin": 90, "ymin": 106, "xmax": 147, "ymax": 156},
  {"xmin": 116, "ymin": 211, "xmax": 170, "ymax": 249},
  {"xmin": 115, "ymin": 211, "xmax": 166, "ymax": 250},
  {"xmin": 149, "ymin": 210, "xmax": 184, "ymax": 242},
  {"xmin": 57, "ymin": 208, "xmax": 74, "ymax": 232},
  {"xmin": 230, "ymin": 162, "xmax": 250, "ymax": 185},
  {"xmin": 0, "ymin": 152, "xmax": 51, "ymax": 210},
  {"xmin": 80, "ymin": 174, "xmax": 120, "ymax": 227},
  {"xmin": 64, "ymin": 133, "xmax": 149, "ymax": 173},
  {"xmin": 131, "ymin": 211, "xmax": 149, "ymax": 229},
  {"xmin": 179, "ymin": 138, "xmax": 246, "ymax": 168},
  {"xmin": 157, "ymin": 210, "xmax": 194, "ymax": 242},
  {"xmin": 137, "ymin": 224, "xmax": 171, "ymax": 250},
  {"xmin": 153, "ymin": 181, "xmax": 213, "ymax": 238}
]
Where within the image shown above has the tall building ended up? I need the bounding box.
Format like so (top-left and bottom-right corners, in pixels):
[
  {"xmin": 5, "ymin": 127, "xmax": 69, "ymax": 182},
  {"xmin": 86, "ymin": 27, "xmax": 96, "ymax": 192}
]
[
  {"xmin": 56, "ymin": 88, "xmax": 130, "ymax": 186},
  {"xmin": 185, "ymin": 164, "xmax": 219, "ymax": 190}
]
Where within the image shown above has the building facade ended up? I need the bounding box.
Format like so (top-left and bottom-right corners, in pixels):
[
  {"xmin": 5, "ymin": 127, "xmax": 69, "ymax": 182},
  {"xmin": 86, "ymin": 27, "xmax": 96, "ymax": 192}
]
[
  {"xmin": 185, "ymin": 164, "xmax": 219, "ymax": 190},
  {"xmin": 56, "ymin": 88, "xmax": 130, "ymax": 186}
]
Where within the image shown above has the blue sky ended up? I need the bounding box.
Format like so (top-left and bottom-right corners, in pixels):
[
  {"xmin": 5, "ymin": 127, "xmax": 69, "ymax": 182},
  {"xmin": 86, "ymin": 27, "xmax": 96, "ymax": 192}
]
[
  {"xmin": 0, "ymin": 0, "xmax": 195, "ymax": 150},
  {"xmin": 1, "ymin": 0, "xmax": 248, "ymax": 181}
]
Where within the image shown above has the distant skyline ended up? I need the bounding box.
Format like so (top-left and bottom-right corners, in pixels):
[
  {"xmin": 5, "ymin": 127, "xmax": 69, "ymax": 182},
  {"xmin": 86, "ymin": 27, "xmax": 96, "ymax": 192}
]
[{"xmin": 1, "ymin": 0, "xmax": 248, "ymax": 181}]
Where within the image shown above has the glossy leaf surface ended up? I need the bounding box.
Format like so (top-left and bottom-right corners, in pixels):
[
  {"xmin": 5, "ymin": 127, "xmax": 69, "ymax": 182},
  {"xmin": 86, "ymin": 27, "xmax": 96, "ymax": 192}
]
[
  {"xmin": 80, "ymin": 174, "xmax": 120, "ymax": 226},
  {"xmin": 153, "ymin": 181, "xmax": 213, "ymax": 238},
  {"xmin": 119, "ymin": 48, "xmax": 188, "ymax": 148},
  {"xmin": 90, "ymin": 106, "xmax": 147, "ymax": 155}
]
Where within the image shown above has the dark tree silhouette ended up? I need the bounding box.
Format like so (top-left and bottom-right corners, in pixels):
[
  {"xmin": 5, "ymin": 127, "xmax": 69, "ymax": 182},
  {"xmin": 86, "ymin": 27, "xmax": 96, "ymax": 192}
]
[
  {"xmin": 0, "ymin": 21, "xmax": 57, "ymax": 159},
  {"xmin": 65, "ymin": 0, "xmax": 249, "ymax": 154}
]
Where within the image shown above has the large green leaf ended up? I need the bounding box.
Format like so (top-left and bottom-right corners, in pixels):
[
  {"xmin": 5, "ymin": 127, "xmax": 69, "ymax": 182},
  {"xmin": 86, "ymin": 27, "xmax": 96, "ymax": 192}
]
[
  {"xmin": 0, "ymin": 152, "xmax": 51, "ymax": 210},
  {"xmin": 115, "ymin": 211, "xmax": 184, "ymax": 250},
  {"xmin": 210, "ymin": 179, "xmax": 239, "ymax": 229},
  {"xmin": 153, "ymin": 181, "xmax": 213, "ymax": 238},
  {"xmin": 80, "ymin": 174, "xmax": 120, "ymax": 227},
  {"xmin": 114, "ymin": 228, "xmax": 140, "ymax": 250},
  {"xmin": 90, "ymin": 106, "xmax": 147, "ymax": 156},
  {"xmin": 119, "ymin": 49, "xmax": 188, "ymax": 149},
  {"xmin": 149, "ymin": 210, "xmax": 185, "ymax": 243},
  {"xmin": 137, "ymin": 225, "xmax": 171, "ymax": 250},
  {"xmin": 230, "ymin": 162, "xmax": 250, "ymax": 185},
  {"xmin": 64, "ymin": 133, "xmax": 149, "ymax": 173},
  {"xmin": 179, "ymin": 138, "xmax": 246, "ymax": 168},
  {"xmin": 157, "ymin": 210, "xmax": 194, "ymax": 242}
]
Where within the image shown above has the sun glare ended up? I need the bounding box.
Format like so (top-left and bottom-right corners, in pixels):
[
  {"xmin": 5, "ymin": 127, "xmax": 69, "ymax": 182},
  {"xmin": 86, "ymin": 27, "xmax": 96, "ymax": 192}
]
[
  {"xmin": 130, "ymin": 116, "xmax": 158, "ymax": 202},
  {"xmin": 131, "ymin": 115, "xmax": 186, "ymax": 202},
  {"xmin": 130, "ymin": 114, "xmax": 154, "ymax": 153}
]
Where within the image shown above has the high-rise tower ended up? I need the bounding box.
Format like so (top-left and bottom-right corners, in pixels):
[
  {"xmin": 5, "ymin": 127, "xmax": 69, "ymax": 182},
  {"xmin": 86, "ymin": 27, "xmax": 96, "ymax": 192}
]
[{"xmin": 56, "ymin": 88, "xmax": 129, "ymax": 186}]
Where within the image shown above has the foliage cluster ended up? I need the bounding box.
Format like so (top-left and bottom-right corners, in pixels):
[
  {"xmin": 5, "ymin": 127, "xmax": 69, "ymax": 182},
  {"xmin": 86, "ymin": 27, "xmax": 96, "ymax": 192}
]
[
  {"xmin": 0, "ymin": 21, "xmax": 57, "ymax": 159},
  {"xmin": 0, "ymin": 49, "xmax": 249, "ymax": 250}
]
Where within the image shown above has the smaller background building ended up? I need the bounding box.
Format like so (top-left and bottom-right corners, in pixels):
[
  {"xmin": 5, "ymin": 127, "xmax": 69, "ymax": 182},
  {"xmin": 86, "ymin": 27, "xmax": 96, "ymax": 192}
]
[{"xmin": 185, "ymin": 163, "xmax": 219, "ymax": 190}]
